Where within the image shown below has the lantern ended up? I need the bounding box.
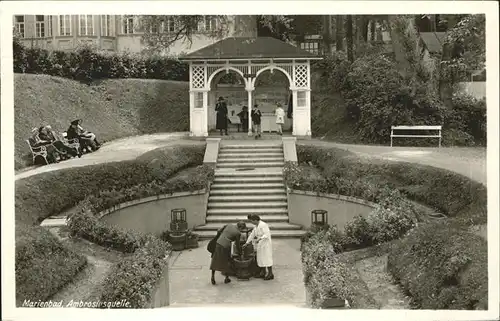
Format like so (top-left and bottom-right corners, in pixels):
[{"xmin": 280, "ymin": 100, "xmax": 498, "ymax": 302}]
[
  {"xmin": 170, "ymin": 208, "xmax": 188, "ymax": 233},
  {"xmin": 311, "ymin": 209, "xmax": 328, "ymax": 226}
]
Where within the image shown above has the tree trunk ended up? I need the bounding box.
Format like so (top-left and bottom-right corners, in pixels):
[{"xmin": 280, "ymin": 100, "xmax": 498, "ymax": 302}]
[
  {"xmin": 335, "ymin": 15, "xmax": 344, "ymax": 51},
  {"xmin": 322, "ymin": 15, "xmax": 332, "ymax": 56},
  {"xmin": 345, "ymin": 15, "xmax": 354, "ymax": 62},
  {"xmin": 370, "ymin": 20, "xmax": 376, "ymax": 41}
]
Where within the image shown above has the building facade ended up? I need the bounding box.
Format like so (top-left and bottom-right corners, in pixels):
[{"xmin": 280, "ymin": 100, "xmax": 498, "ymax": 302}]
[{"xmin": 13, "ymin": 15, "xmax": 241, "ymax": 56}]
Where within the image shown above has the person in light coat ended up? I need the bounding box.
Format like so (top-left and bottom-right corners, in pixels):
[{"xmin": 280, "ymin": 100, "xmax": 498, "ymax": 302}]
[
  {"xmin": 274, "ymin": 102, "xmax": 286, "ymax": 135},
  {"xmin": 243, "ymin": 214, "xmax": 274, "ymax": 280}
]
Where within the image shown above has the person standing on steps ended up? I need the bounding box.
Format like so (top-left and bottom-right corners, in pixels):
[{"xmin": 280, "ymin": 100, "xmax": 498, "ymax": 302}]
[
  {"xmin": 209, "ymin": 221, "xmax": 247, "ymax": 285},
  {"xmin": 243, "ymin": 214, "xmax": 274, "ymax": 280},
  {"xmin": 275, "ymin": 102, "xmax": 285, "ymax": 136},
  {"xmin": 251, "ymin": 104, "xmax": 262, "ymax": 139},
  {"xmin": 237, "ymin": 106, "xmax": 249, "ymax": 133},
  {"xmin": 215, "ymin": 96, "xmax": 229, "ymax": 136}
]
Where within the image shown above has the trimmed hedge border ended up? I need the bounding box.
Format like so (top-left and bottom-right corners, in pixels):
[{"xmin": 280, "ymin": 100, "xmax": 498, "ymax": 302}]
[
  {"xmin": 293, "ymin": 145, "xmax": 488, "ymax": 310},
  {"xmin": 14, "ymin": 39, "xmax": 188, "ymax": 83},
  {"xmin": 15, "ymin": 143, "xmax": 207, "ymax": 306}
]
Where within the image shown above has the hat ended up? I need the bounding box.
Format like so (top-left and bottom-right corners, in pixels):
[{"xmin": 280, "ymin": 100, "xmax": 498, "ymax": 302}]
[
  {"xmin": 71, "ymin": 119, "xmax": 80, "ymax": 126},
  {"xmin": 218, "ymin": 97, "xmax": 224, "ymax": 101}
]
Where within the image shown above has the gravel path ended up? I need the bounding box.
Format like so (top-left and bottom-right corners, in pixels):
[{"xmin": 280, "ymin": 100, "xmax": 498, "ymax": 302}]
[{"xmin": 354, "ymin": 255, "xmax": 411, "ymax": 309}]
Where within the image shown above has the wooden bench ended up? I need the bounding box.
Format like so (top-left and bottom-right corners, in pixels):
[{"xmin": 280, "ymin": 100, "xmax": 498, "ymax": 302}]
[{"xmin": 390, "ymin": 125, "xmax": 442, "ymax": 147}]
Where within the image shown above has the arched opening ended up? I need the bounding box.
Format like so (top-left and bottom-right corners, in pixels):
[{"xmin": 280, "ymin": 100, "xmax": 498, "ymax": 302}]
[
  {"xmin": 252, "ymin": 69, "xmax": 293, "ymax": 134},
  {"xmin": 207, "ymin": 70, "xmax": 247, "ymax": 133}
]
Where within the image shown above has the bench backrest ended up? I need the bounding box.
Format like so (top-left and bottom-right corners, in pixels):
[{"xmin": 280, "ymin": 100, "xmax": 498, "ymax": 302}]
[{"xmin": 391, "ymin": 125, "xmax": 442, "ymax": 130}]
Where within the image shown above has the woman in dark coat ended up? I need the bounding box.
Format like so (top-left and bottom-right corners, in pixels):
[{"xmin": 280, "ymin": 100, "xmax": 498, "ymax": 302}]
[
  {"xmin": 215, "ymin": 97, "xmax": 228, "ymax": 135},
  {"xmin": 210, "ymin": 221, "xmax": 247, "ymax": 285}
]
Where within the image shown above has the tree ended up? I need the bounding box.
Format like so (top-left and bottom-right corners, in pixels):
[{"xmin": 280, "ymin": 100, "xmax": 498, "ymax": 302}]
[
  {"xmin": 345, "ymin": 15, "xmax": 354, "ymax": 62},
  {"xmin": 335, "ymin": 16, "xmax": 344, "ymax": 51},
  {"xmin": 139, "ymin": 15, "xmax": 293, "ymax": 54},
  {"xmin": 439, "ymin": 14, "xmax": 485, "ymax": 103}
]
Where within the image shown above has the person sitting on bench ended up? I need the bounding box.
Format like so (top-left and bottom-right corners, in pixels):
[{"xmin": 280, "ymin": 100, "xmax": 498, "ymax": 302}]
[
  {"xmin": 29, "ymin": 127, "xmax": 58, "ymax": 164},
  {"xmin": 67, "ymin": 119, "xmax": 100, "ymax": 152},
  {"xmin": 39, "ymin": 125, "xmax": 81, "ymax": 159}
]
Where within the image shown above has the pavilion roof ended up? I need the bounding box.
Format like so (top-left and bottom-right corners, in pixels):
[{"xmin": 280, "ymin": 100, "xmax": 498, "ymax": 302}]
[{"xmin": 180, "ymin": 37, "xmax": 321, "ymax": 61}]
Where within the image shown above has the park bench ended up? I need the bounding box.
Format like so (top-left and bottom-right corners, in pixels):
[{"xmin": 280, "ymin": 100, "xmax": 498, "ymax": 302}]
[
  {"xmin": 61, "ymin": 132, "xmax": 81, "ymax": 152},
  {"xmin": 26, "ymin": 139, "xmax": 50, "ymax": 165},
  {"xmin": 390, "ymin": 125, "xmax": 442, "ymax": 147}
]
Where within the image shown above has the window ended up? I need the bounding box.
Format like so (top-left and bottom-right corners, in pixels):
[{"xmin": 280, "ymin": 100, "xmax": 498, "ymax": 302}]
[
  {"xmin": 300, "ymin": 42, "xmax": 319, "ymax": 55},
  {"xmin": 122, "ymin": 15, "xmax": 134, "ymax": 34},
  {"xmin": 162, "ymin": 18, "xmax": 176, "ymax": 33},
  {"xmin": 14, "ymin": 15, "xmax": 25, "ymax": 38},
  {"xmin": 297, "ymin": 91, "xmax": 307, "ymax": 107},
  {"xmin": 59, "ymin": 15, "xmax": 71, "ymax": 36},
  {"xmin": 79, "ymin": 15, "xmax": 94, "ymax": 36},
  {"xmin": 47, "ymin": 15, "xmax": 53, "ymax": 37},
  {"xmin": 101, "ymin": 15, "xmax": 113, "ymax": 36},
  {"xmin": 35, "ymin": 15, "xmax": 45, "ymax": 38},
  {"xmin": 194, "ymin": 92, "xmax": 203, "ymax": 108},
  {"xmin": 198, "ymin": 16, "xmax": 217, "ymax": 32}
]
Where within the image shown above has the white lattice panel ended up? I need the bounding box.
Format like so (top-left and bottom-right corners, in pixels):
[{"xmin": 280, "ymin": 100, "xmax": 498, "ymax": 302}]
[
  {"xmin": 294, "ymin": 64, "xmax": 308, "ymax": 88},
  {"xmin": 191, "ymin": 65, "xmax": 205, "ymax": 89}
]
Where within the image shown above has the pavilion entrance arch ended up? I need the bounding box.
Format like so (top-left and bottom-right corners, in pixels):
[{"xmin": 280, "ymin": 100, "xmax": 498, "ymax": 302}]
[
  {"xmin": 251, "ymin": 67, "xmax": 292, "ymax": 134},
  {"xmin": 179, "ymin": 37, "xmax": 322, "ymax": 137}
]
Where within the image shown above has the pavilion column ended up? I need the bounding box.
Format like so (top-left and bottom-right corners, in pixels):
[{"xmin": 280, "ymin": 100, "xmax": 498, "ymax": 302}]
[
  {"xmin": 246, "ymin": 82, "xmax": 254, "ymax": 136},
  {"xmin": 291, "ymin": 89, "xmax": 298, "ymax": 136}
]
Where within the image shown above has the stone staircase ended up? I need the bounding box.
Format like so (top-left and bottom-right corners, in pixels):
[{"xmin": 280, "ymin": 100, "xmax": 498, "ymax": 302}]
[{"xmin": 194, "ymin": 141, "xmax": 305, "ymax": 239}]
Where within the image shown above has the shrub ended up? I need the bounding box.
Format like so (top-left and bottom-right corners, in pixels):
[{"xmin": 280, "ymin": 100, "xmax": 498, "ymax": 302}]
[
  {"xmin": 387, "ymin": 221, "xmax": 488, "ymax": 309},
  {"xmin": 302, "ymin": 229, "xmax": 379, "ymax": 309},
  {"xmin": 99, "ymin": 235, "xmax": 171, "ymax": 308},
  {"xmin": 13, "ymin": 40, "xmax": 189, "ymax": 83},
  {"xmin": 15, "ymin": 143, "xmax": 206, "ymax": 306},
  {"xmin": 445, "ymin": 94, "xmax": 487, "ymax": 145},
  {"xmin": 341, "ymin": 53, "xmax": 447, "ymax": 144},
  {"xmin": 15, "ymin": 225, "xmax": 87, "ymax": 305}
]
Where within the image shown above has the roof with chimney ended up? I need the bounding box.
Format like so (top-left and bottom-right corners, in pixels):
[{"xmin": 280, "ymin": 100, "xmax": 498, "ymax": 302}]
[{"xmin": 180, "ymin": 37, "xmax": 321, "ymax": 60}]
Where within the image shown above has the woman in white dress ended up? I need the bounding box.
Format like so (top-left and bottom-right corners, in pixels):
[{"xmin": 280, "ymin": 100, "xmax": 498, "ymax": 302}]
[
  {"xmin": 274, "ymin": 103, "xmax": 286, "ymax": 135},
  {"xmin": 243, "ymin": 214, "xmax": 274, "ymax": 280}
]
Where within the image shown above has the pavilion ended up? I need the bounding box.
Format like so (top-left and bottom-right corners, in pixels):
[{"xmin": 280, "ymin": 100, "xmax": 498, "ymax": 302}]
[{"xmin": 179, "ymin": 37, "xmax": 322, "ymax": 137}]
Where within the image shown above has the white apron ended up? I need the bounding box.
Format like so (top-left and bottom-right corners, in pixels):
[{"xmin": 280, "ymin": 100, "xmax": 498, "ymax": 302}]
[{"xmin": 248, "ymin": 221, "xmax": 273, "ymax": 267}]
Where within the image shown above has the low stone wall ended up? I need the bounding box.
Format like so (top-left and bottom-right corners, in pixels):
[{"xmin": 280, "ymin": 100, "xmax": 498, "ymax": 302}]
[
  {"xmin": 148, "ymin": 255, "xmax": 171, "ymax": 308},
  {"xmin": 100, "ymin": 190, "xmax": 208, "ymax": 235},
  {"xmin": 287, "ymin": 190, "xmax": 377, "ymax": 230}
]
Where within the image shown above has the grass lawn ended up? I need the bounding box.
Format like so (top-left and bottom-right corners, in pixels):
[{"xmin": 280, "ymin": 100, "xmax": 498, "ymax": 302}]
[{"xmin": 14, "ymin": 74, "xmax": 189, "ymax": 169}]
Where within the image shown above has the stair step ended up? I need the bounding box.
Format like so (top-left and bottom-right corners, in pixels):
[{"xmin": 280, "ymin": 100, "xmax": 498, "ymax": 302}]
[
  {"xmin": 213, "ymin": 177, "xmax": 283, "ymax": 183},
  {"xmin": 218, "ymin": 153, "xmax": 284, "ymax": 158},
  {"xmin": 209, "ymin": 189, "xmax": 286, "ymax": 196},
  {"xmin": 217, "ymin": 162, "xmax": 284, "ymax": 168},
  {"xmin": 195, "ymin": 229, "xmax": 306, "ymax": 239},
  {"xmin": 219, "ymin": 148, "xmax": 282, "ymax": 154},
  {"xmin": 210, "ymin": 183, "xmax": 285, "ymax": 189},
  {"xmin": 214, "ymin": 171, "xmax": 282, "ymax": 177},
  {"xmin": 206, "ymin": 214, "xmax": 289, "ymax": 223},
  {"xmin": 218, "ymin": 157, "xmax": 283, "ymax": 163},
  {"xmin": 208, "ymin": 201, "xmax": 288, "ymax": 209},
  {"xmin": 209, "ymin": 195, "xmax": 287, "ymax": 202},
  {"xmin": 207, "ymin": 208, "xmax": 288, "ymax": 215},
  {"xmin": 195, "ymin": 222, "xmax": 303, "ymax": 231},
  {"xmin": 221, "ymin": 145, "xmax": 282, "ymax": 149}
]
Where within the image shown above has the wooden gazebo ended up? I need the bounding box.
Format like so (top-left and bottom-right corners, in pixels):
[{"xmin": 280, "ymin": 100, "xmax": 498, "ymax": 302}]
[{"xmin": 179, "ymin": 37, "xmax": 322, "ymax": 137}]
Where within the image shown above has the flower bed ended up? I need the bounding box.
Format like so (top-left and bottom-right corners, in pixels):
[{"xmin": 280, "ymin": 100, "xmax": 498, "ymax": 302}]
[
  {"xmin": 292, "ymin": 145, "xmax": 488, "ymax": 310},
  {"xmin": 14, "ymin": 143, "xmax": 207, "ymax": 306}
]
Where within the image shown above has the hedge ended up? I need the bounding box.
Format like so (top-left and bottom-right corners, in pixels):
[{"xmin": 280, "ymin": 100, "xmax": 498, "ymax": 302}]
[
  {"xmin": 15, "ymin": 143, "xmax": 206, "ymax": 306},
  {"xmin": 387, "ymin": 221, "xmax": 488, "ymax": 310},
  {"xmin": 14, "ymin": 39, "xmax": 188, "ymax": 83},
  {"xmin": 294, "ymin": 145, "xmax": 488, "ymax": 310},
  {"xmin": 295, "ymin": 145, "xmax": 487, "ymax": 225}
]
